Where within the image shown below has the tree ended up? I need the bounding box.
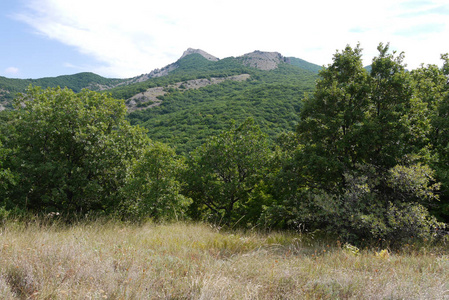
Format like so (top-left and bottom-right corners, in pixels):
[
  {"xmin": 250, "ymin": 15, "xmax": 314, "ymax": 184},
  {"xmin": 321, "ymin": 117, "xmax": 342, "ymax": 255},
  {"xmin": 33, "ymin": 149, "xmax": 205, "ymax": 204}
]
[
  {"xmin": 364, "ymin": 44, "xmax": 429, "ymax": 168},
  {"xmin": 271, "ymin": 44, "xmax": 444, "ymax": 244},
  {"xmin": 296, "ymin": 44, "xmax": 370, "ymax": 191},
  {"xmin": 297, "ymin": 43, "xmax": 433, "ymax": 189},
  {"xmin": 4, "ymin": 86, "xmax": 149, "ymax": 215},
  {"xmin": 184, "ymin": 118, "xmax": 273, "ymax": 224},
  {"xmin": 120, "ymin": 142, "xmax": 191, "ymax": 221},
  {"xmin": 412, "ymin": 54, "xmax": 449, "ymax": 220}
]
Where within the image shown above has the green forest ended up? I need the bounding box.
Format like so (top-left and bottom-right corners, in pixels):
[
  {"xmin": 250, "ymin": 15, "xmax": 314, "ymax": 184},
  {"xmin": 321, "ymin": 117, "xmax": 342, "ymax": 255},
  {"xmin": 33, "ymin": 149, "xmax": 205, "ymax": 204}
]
[
  {"xmin": 0, "ymin": 72, "xmax": 125, "ymax": 108},
  {"xmin": 126, "ymin": 56, "xmax": 317, "ymax": 154},
  {"xmin": 1, "ymin": 43, "xmax": 449, "ymax": 248}
]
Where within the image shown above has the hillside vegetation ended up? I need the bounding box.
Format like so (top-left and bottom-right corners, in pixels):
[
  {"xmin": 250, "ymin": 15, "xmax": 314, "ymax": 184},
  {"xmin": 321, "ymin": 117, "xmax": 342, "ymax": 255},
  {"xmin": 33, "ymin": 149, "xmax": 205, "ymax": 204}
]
[
  {"xmin": 0, "ymin": 51, "xmax": 320, "ymax": 154},
  {"xmin": 0, "ymin": 72, "xmax": 125, "ymax": 109},
  {"xmin": 1, "ymin": 43, "xmax": 449, "ymax": 251},
  {"xmin": 126, "ymin": 54, "xmax": 318, "ymax": 153}
]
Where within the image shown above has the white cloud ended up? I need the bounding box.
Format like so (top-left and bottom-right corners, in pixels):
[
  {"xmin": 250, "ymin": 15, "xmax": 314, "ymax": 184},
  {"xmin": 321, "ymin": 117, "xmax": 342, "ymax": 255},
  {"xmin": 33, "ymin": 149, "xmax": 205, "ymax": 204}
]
[
  {"xmin": 4, "ymin": 67, "xmax": 20, "ymax": 75},
  {"xmin": 13, "ymin": 0, "xmax": 449, "ymax": 77}
]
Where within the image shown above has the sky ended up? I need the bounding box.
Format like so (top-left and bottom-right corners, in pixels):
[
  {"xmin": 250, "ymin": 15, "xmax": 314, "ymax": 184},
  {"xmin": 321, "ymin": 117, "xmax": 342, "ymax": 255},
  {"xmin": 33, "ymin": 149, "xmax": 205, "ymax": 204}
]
[{"xmin": 1, "ymin": 0, "xmax": 449, "ymax": 79}]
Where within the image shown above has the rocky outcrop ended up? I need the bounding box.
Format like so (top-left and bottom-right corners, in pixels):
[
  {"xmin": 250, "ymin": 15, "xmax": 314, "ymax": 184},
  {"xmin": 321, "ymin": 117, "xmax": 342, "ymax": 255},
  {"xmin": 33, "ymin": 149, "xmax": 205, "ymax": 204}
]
[
  {"xmin": 120, "ymin": 63, "xmax": 179, "ymax": 86},
  {"xmin": 180, "ymin": 48, "xmax": 219, "ymax": 61},
  {"xmin": 239, "ymin": 51, "xmax": 288, "ymax": 70}
]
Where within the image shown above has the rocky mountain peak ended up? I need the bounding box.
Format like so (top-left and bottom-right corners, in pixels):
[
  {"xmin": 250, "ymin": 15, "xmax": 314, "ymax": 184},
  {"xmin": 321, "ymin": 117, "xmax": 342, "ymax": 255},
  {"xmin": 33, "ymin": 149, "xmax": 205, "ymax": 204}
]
[
  {"xmin": 239, "ymin": 50, "xmax": 288, "ymax": 70},
  {"xmin": 180, "ymin": 48, "xmax": 219, "ymax": 61}
]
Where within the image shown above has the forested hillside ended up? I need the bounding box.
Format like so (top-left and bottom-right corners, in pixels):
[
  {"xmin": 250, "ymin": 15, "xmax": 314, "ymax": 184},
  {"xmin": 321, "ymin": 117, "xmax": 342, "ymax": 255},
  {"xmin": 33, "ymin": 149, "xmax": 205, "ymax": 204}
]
[
  {"xmin": 125, "ymin": 54, "xmax": 318, "ymax": 153},
  {"xmin": 0, "ymin": 72, "xmax": 125, "ymax": 110},
  {"xmin": 0, "ymin": 51, "xmax": 321, "ymax": 153}
]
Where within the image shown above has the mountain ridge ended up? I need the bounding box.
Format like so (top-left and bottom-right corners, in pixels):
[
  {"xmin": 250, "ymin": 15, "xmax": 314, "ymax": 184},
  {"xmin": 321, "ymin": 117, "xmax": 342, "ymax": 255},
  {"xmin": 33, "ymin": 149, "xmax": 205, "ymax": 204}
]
[
  {"xmin": 0, "ymin": 48, "xmax": 321, "ymax": 154},
  {"xmin": 0, "ymin": 49, "xmax": 322, "ymax": 110},
  {"xmin": 180, "ymin": 48, "xmax": 219, "ymax": 61}
]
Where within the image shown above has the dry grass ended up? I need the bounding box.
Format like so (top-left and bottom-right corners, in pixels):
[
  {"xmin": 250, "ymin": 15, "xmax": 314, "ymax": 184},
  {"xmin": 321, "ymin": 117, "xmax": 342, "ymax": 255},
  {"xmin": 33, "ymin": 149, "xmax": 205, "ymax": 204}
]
[{"xmin": 0, "ymin": 220, "xmax": 448, "ymax": 299}]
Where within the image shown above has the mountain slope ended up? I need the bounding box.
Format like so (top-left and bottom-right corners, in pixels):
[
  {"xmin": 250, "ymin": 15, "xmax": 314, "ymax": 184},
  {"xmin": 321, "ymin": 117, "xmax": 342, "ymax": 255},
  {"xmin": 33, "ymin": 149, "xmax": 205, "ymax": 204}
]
[
  {"xmin": 287, "ymin": 57, "xmax": 322, "ymax": 73},
  {"xmin": 0, "ymin": 72, "xmax": 125, "ymax": 110},
  {"xmin": 124, "ymin": 53, "xmax": 318, "ymax": 153},
  {"xmin": 0, "ymin": 49, "xmax": 319, "ymax": 153},
  {"xmin": 0, "ymin": 49, "xmax": 321, "ymax": 109}
]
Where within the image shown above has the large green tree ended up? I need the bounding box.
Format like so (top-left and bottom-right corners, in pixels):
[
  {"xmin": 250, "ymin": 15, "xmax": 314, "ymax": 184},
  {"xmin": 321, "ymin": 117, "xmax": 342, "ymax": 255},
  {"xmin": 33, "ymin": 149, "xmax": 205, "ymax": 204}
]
[
  {"xmin": 412, "ymin": 54, "xmax": 449, "ymax": 220},
  {"xmin": 271, "ymin": 44, "xmax": 444, "ymax": 243},
  {"xmin": 297, "ymin": 44, "xmax": 370, "ymax": 191},
  {"xmin": 3, "ymin": 86, "xmax": 149, "ymax": 215},
  {"xmin": 184, "ymin": 118, "xmax": 273, "ymax": 224},
  {"xmin": 364, "ymin": 44, "xmax": 429, "ymax": 168},
  {"xmin": 297, "ymin": 44, "xmax": 433, "ymax": 188}
]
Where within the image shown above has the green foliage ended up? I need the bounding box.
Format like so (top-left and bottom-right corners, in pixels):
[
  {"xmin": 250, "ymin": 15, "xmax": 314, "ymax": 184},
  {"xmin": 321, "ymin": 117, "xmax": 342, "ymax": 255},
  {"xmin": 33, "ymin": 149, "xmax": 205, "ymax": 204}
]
[
  {"xmin": 296, "ymin": 43, "xmax": 432, "ymax": 188},
  {"xmin": 127, "ymin": 63, "xmax": 316, "ymax": 154},
  {"xmin": 287, "ymin": 57, "xmax": 322, "ymax": 73},
  {"xmin": 366, "ymin": 44, "xmax": 428, "ymax": 168},
  {"xmin": 344, "ymin": 163, "xmax": 443, "ymax": 244},
  {"xmin": 410, "ymin": 54, "xmax": 449, "ymax": 220},
  {"xmin": 0, "ymin": 140, "xmax": 14, "ymax": 191},
  {"xmin": 387, "ymin": 163, "xmax": 440, "ymax": 202},
  {"xmin": 296, "ymin": 43, "xmax": 432, "ymax": 191},
  {"xmin": 264, "ymin": 162, "xmax": 444, "ymax": 246},
  {"xmin": 269, "ymin": 43, "xmax": 446, "ymax": 244},
  {"xmin": 184, "ymin": 118, "xmax": 273, "ymax": 225},
  {"xmin": 3, "ymin": 86, "xmax": 149, "ymax": 215},
  {"xmin": 0, "ymin": 72, "xmax": 124, "ymax": 107},
  {"xmin": 297, "ymin": 44, "xmax": 370, "ymax": 190},
  {"xmin": 120, "ymin": 142, "xmax": 191, "ymax": 221}
]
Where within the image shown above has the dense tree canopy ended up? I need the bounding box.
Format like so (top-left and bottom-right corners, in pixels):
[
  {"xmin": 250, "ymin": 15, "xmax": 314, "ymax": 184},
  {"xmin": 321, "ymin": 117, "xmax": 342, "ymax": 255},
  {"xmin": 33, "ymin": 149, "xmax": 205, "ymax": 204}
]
[
  {"xmin": 120, "ymin": 141, "xmax": 190, "ymax": 221},
  {"xmin": 184, "ymin": 118, "xmax": 273, "ymax": 224},
  {"xmin": 297, "ymin": 44, "xmax": 370, "ymax": 190},
  {"xmin": 270, "ymin": 43, "xmax": 446, "ymax": 244},
  {"xmin": 1, "ymin": 86, "xmax": 149, "ymax": 215}
]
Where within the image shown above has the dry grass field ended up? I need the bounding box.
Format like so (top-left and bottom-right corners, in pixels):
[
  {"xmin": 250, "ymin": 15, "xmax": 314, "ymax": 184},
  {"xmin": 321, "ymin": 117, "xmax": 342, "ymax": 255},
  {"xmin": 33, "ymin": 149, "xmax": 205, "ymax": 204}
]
[{"xmin": 0, "ymin": 220, "xmax": 448, "ymax": 299}]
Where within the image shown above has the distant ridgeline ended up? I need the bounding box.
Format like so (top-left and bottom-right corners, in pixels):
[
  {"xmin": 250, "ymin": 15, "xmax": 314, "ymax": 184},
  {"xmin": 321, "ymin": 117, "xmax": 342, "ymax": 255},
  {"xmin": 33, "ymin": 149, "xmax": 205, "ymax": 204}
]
[
  {"xmin": 0, "ymin": 49, "xmax": 322, "ymax": 153},
  {"xmin": 0, "ymin": 72, "xmax": 126, "ymax": 110}
]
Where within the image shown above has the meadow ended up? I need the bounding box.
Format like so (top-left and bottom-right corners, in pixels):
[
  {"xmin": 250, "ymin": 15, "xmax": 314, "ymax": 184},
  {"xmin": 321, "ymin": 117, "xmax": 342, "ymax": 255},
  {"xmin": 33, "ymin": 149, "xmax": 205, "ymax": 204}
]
[{"xmin": 0, "ymin": 220, "xmax": 448, "ymax": 299}]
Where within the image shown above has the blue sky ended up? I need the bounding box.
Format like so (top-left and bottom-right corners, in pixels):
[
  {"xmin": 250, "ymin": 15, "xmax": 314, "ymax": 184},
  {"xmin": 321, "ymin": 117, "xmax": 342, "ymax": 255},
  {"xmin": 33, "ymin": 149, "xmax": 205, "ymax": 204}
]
[
  {"xmin": 1, "ymin": 0, "xmax": 449, "ymax": 79},
  {"xmin": 1, "ymin": 1, "xmax": 99, "ymax": 78}
]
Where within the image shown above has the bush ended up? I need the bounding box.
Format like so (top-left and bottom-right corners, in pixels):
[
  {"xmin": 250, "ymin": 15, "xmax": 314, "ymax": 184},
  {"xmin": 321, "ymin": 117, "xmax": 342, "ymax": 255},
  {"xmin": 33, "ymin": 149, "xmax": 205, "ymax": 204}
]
[{"xmin": 265, "ymin": 162, "xmax": 445, "ymax": 246}]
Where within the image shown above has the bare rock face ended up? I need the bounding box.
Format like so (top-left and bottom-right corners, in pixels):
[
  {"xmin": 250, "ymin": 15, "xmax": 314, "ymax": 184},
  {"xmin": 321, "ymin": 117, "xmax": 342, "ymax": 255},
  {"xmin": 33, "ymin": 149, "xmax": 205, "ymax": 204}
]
[
  {"xmin": 239, "ymin": 51, "xmax": 287, "ymax": 70},
  {"xmin": 145, "ymin": 63, "xmax": 179, "ymax": 78},
  {"xmin": 180, "ymin": 48, "xmax": 219, "ymax": 61}
]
